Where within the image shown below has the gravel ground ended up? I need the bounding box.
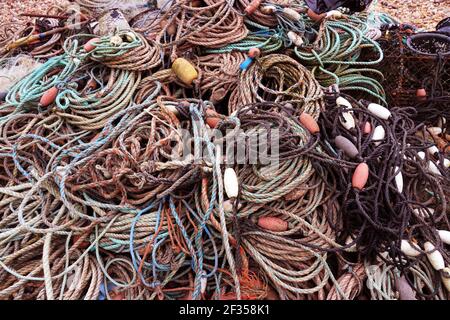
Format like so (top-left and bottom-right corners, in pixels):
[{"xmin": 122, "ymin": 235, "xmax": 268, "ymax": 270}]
[
  {"xmin": 374, "ymin": 0, "xmax": 449, "ymax": 31},
  {"xmin": 0, "ymin": 0, "xmax": 63, "ymax": 26},
  {"xmin": 0, "ymin": 1, "xmax": 448, "ymax": 32}
]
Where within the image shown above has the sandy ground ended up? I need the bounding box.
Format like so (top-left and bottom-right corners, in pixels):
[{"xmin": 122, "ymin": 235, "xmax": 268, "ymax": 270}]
[{"xmin": 0, "ymin": 0, "xmax": 448, "ymax": 31}]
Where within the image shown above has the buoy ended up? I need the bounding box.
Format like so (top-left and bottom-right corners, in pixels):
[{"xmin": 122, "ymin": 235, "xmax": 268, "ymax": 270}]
[
  {"xmin": 395, "ymin": 276, "xmax": 417, "ymax": 300},
  {"xmin": 417, "ymin": 151, "xmax": 425, "ymax": 160},
  {"xmin": 336, "ymin": 97, "xmax": 355, "ymax": 130},
  {"xmin": 206, "ymin": 117, "xmax": 221, "ymax": 128},
  {"xmin": 416, "ymin": 88, "xmax": 427, "ymax": 101},
  {"xmin": 260, "ymin": 5, "xmax": 276, "ymax": 14},
  {"xmin": 362, "ymin": 122, "xmax": 372, "ymax": 134},
  {"xmin": 334, "ymin": 135, "xmax": 359, "ymax": 158},
  {"xmin": 84, "ymin": 38, "xmax": 99, "ymax": 52},
  {"xmin": 163, "ymin": 104, "xmax": 179, "ymax": 115},
  {"xmin": 441, "ymin": 267, "xmax": 450, "ymax": 292},
  {"xmin": 427, "ymin": 145, "xmax": 439, "ymax": 156},
  {"xmin": 124, "ymin": 32, "xmax": 137, "ymax": 42},
  {"xmin": 326, "ymin": 10, "xmax": 343, "ymax": 19},
  {"xmin": 424, "ymin": 242, "xmax": 445, "ymax": 271},
  {"xmin": 257, "ymin": 216, "xmax": 289, "ymax": 232},
  {"xmin": 205, "ymin": 109, "xmax": 221, "ymax": 128},
  {"xmin": 440, "ymin": 159, "xmax": 450, "ymax": 168},
  {"xmin": 172, "ymin": 58, "xmax": 198, "ymax": 86},
  {"xmin": 248, "ymin": 47, "xmax": 261, "ymax": 58},
  {"xmin": 428, "ymin": 161, "xmax": 441, "ymax": 176},
  {"xmin": 287, "ymin": 31, "xmax": 304, "ymax": 46},
  {"xmin": 244, "ymin": 0, "xmax": 261, "ymax": 15},
  {"xmin": 282, "ymin": 8, "xmax": 301, "ymax": 21},
  {"xmin": 336, "ymin": 96, "xmax": 352, "ymax": 108},
  {"xmin": 340, "ymin": 112, "xmax": 355, "ymax": 131},
  {"xmin": 438, "ymin": 230, "xmax": 450, "ymax": 245},
  {"xmin": 372, "ymin": 125, "xmax": 385, "ymax": 145},
  {"xmin": 110, "ymin": 35, "xmax": 123, "ymax": 46},
  {"xmin": 39, "ymin": 86, "xmax": 59, "ymax": 107},
  {"xmin": 368, "ymin": 103, "xmax": 391, "ymax": 120},
  {"xmin": 394, "ymin": 166, "xmax": 403, "ymax": 193},
  {"xmin": 239, "ymin": 57, "xmax": 254, "ymax": 71},
  {"xmin": 299, "ymin": 113, "xmax": 320, "ymax": 134},
  {"xmin": 400, "ymin": 240, "xmax": 421, "ymax": 257},
  {"xmin": 224, "ymin": 168, "xmax": 239, "ymax": 198},
  {"xmin": 352, "ymin": 163, "xmax": 369, "ymax": 190},
  {"xmin": 427, "ymin": 127, "xmax": 442, "ymax": 135}
]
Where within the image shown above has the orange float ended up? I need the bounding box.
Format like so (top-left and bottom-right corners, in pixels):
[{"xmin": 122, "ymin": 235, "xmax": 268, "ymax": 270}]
[
  {"xmin": 84, "ymin": 38, "xmax": 100, "ymax": 52},
  {"xmin": 245, "ymin": 0, "xmax": 261, "ymax": 15},
  {"xmin": 258, "ymin": 216, "xmax": 288, "ymax": 232},
  {"xmin": 299, "ymin": 112, "xmax": 319, "ymax": 134},
  {"xmin": 352, "ymin": 163, "xmax": 369, "ymax": 190},
  {"xmin": 39, "ymin": 87, "xmax": 59, "ymax": 107}
]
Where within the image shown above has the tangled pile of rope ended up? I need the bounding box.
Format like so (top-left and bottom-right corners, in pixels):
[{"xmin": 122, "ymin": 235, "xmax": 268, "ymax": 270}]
[{"xmin": 0, "ymin": 0, "xmax": 448, "ymax": 300}]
